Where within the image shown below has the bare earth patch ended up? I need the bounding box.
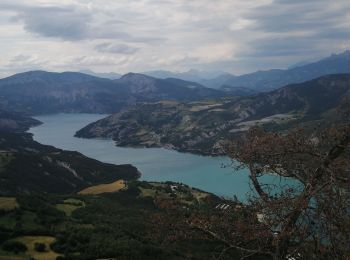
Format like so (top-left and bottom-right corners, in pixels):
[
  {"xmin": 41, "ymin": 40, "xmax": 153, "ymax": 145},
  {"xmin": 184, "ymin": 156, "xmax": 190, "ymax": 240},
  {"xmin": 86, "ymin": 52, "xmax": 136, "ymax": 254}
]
[{"xmin": 78, "ymin": 180, "xmax": 126, "ymax": 195}]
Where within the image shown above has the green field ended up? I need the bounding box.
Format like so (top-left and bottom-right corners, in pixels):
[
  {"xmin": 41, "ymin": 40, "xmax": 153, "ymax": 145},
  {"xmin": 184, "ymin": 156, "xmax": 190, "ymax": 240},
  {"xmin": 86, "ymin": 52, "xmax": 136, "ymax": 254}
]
[{"xmin": 56, "ymin": 198, "xmax": 85, "ymax": 216}]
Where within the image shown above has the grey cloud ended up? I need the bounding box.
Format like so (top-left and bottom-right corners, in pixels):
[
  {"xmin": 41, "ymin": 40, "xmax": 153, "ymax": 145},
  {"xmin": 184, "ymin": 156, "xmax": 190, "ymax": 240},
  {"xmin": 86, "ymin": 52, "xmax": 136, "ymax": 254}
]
[
  {"xmin": 247, "ymin": 2, "xmax": 348, "ymax": 33},
  {"xmin": 20, "ymin": 8, "xmax": 91, "ymax": 40},
  {"xmin": 95, "ymin": 43, "xmax": 139, "ymax": 54},
  {"xmin": 240, "ymin": 0, "xmax": 350, "ymax": 63},
  {"xmin": 0, "ymin": 2, "xmax": 165, "ymax": 42}
]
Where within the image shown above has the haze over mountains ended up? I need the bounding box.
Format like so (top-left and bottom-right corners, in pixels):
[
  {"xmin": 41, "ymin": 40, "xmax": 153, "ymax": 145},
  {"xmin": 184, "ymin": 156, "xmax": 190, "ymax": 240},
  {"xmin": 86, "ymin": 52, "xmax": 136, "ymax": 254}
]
[{"xmin": 81, "ymin": 50, "xmax": 350, "ymax": 92}]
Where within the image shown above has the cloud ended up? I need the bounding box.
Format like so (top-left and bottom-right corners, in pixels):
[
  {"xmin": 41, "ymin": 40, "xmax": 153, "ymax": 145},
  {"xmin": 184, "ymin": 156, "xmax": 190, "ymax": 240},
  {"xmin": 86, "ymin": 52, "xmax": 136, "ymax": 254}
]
[
  {"xmin": 1, "ymin": 0, "xmax": 350, "ymax": 76},
  {"xmin": 0, "ymin": 3, "xmax": 91, "ymax": 40},
  {"xmin": 95, "ymin": 43, "xmax": 139, "ymax": 54},
  {"xmin": 20, "ymin": 8, "xmax": 90, "ymax": 40}
]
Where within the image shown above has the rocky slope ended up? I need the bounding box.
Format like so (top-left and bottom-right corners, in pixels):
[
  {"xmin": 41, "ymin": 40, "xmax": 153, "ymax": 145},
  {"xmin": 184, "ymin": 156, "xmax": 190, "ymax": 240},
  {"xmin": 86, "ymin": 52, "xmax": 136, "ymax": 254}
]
[
  {"xmin": 76, "ymin": 74, "xmax": 350, "ymax": 155},
  {"xmin": 0, "ymin": 71, "xmax": 225, "ymax": 114}
]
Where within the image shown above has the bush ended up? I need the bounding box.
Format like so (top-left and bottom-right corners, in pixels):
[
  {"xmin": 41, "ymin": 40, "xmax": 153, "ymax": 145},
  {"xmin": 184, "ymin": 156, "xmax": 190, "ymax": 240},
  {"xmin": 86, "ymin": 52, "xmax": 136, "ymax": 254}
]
[
  {"xmin": 34, "ymin": 242, "xmax": 46, "ymax": 252},
  {"xmin": 2, "ymin": 240, "xmax": 27, "ymax": 253}
]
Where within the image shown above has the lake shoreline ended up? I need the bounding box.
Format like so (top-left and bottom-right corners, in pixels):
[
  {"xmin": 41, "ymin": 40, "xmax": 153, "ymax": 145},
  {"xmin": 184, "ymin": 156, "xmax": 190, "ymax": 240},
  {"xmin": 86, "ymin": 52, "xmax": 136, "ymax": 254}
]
[{"xmin": 28, "ymin": 113, "xmax": 293, "ymax": 201}]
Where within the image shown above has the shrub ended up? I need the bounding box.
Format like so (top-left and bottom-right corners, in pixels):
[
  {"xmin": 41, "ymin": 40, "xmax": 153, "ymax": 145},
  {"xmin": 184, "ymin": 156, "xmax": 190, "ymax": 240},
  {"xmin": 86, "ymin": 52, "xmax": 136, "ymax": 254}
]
[{"xmin": 34, "ymin": 242, "xmax": 46, "ymax": 252}]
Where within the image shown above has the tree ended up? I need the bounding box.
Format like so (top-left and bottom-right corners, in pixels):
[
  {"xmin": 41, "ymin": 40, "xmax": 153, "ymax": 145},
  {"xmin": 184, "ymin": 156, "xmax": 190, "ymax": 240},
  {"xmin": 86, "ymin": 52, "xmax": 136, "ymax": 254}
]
[{"xmin": 188, "ymin": 109, "xmax": 350, "ymax": 259}]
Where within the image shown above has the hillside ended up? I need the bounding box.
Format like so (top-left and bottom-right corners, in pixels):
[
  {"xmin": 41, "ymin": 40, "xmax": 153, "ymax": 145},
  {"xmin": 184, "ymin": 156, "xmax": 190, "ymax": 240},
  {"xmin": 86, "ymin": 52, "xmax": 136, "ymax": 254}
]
[
  {"xmin": 76, "ymin": 74, "xmax": 350, "ymax": 155},
  {"xmin": 0, "ymin": 71, "xmax": 226, "ymax": 114},
  {"xmin": 0, "ymin": 132, "xmax": 139, "ymax": 195},
  {"xmin": 221, "ymin": 50, "xmax": 350, "ymax": 91},
  {"xmin": 0, "ymin": 110, "xmax": 41, "ymax": 132}
]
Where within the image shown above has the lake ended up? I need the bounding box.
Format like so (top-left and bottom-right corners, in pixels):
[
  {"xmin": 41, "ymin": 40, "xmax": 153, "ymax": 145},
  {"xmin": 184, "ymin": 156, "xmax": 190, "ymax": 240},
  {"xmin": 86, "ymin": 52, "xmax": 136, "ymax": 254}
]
[{"xmin": 29, "ymin": 113, "xmax": 284, "ymax": 200}]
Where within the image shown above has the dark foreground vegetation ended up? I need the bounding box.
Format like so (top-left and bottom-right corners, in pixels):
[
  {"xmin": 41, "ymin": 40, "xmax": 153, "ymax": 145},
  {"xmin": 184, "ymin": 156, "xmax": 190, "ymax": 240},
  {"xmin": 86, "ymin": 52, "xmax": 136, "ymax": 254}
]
[{"xmin": 0, "ymin": 181, "xmax": 271, "ymax": 259}]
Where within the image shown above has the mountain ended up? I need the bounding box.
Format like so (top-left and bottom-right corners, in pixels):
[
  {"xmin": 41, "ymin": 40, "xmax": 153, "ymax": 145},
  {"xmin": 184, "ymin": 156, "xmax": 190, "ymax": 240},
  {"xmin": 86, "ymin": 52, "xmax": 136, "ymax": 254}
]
[
  {"xmin": 0, "ymin": 70, "xmax": 131, "ymax": 114},
  {"xmin": 79, "ymin": 69, "xmax": 122, "ymax": 79},
  {"xmin": 221, "ymin": 50, "xmax": 350, "ymax": 91},
  {"xmin": 76, "ymin": 74, "xmax": 350, "ymax": 155},
  {"xmin": 118, "ymin": 73, "xmax": 226, "ymax": 100},
  {"xmin": 0, "ymin": 71, "xmax": 226, "ymax": 115}
]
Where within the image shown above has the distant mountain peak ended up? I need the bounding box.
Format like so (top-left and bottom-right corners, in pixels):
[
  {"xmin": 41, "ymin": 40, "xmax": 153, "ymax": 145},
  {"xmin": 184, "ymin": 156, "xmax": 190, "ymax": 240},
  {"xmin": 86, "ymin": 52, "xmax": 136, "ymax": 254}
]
[{"xmin": 121, "ymin": 72, "xmax": 153, "ymax": 79}]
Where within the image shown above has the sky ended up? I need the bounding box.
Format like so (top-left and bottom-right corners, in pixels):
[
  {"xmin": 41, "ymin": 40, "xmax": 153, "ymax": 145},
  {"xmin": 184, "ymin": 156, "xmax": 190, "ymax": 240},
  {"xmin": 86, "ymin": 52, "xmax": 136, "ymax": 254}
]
[{"xmin": 1, "ymin": 0, "xmax": 350, "ymax": 77}]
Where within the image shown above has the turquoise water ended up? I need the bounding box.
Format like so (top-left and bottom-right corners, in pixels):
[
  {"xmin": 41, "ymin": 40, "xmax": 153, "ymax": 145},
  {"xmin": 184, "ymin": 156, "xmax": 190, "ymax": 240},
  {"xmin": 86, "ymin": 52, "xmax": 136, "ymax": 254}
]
[{"xmin": 28, "ymin": 113, "xmax": 287, "ymax": 200}]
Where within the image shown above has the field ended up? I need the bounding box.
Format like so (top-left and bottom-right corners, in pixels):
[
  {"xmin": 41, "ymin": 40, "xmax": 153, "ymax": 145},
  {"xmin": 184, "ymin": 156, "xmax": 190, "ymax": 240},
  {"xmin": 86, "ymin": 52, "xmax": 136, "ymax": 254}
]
[
  {"xmin": 0, "ymin": 197, "xmax": 19, "ymax": 210},
  {"xmin": 13, "ymin": 236, "xmax": 61, "ymax": 260},
  {"xmin": 56, "ymin": 198, "xmax": 84, "ymax": 216},
  {"xmin": 78, "ymin": 180, "xmax": 126, "ymax": 195}
]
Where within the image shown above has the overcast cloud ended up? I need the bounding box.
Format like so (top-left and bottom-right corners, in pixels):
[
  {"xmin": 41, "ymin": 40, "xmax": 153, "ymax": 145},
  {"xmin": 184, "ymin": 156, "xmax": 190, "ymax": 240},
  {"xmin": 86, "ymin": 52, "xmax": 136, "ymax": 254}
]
[{"xmin": 1, "ymin": 0, "xmax": 350, "ymax": 77}]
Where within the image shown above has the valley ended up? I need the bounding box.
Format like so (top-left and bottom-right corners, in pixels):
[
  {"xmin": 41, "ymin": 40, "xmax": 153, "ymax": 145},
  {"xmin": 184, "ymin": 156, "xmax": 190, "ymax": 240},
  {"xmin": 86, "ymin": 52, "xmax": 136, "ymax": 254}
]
[{"xmin": 0, "ymin": 51, "xmax": 349, "ymax": 259}]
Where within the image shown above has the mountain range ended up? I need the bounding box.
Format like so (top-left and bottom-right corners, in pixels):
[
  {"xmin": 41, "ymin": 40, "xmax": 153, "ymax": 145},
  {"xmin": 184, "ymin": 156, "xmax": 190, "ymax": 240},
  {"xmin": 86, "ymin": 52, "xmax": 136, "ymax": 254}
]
[{"xmin": 0, "ymin": 71, "xmax": 225, "ymax": 114}]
